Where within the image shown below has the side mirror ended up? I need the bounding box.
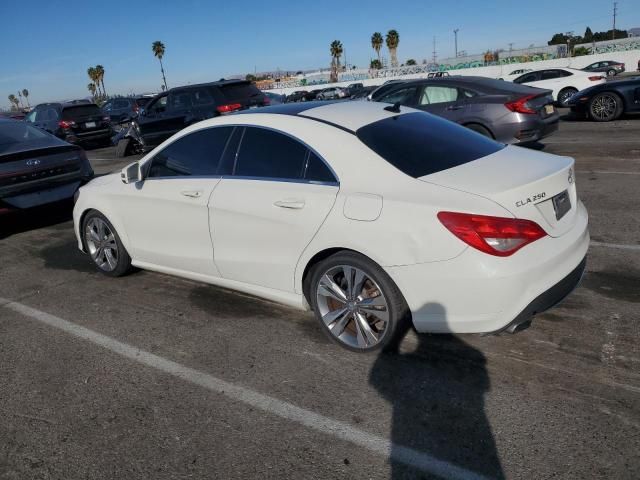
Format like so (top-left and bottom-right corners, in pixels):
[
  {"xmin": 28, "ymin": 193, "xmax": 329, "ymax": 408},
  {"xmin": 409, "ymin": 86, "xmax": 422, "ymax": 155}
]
[{"xmin": 121, "ymin": 161, "xmax": 141, "ymax": 184}]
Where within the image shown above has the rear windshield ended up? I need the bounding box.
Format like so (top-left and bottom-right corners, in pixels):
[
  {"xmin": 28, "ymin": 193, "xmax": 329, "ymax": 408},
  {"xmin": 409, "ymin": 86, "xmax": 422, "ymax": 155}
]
[
  {"xmin": 220, "ymin": 82, "xmax": 262, "ymax": 101},
  {"xmin": 356, "ymin": 112, "xmax": 504, "ymax": 178},
  {"xmin": 0, "ymin": 121, "xmax": 60, "ymax": 155},
  {"xmin": 62, "ymin": 105, "xmax": 102, "ymax": 119}
]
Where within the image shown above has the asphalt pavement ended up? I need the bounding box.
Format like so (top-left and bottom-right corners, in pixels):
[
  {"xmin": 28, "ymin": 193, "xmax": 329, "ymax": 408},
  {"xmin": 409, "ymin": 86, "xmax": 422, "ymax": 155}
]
[{"xmin": 0, "ymin": 111, "xmax": 639, "ymax": 479}]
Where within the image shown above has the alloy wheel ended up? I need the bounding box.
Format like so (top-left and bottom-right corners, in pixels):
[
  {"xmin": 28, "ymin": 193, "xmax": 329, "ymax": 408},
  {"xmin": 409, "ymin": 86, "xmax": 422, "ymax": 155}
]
[
  {"xmin": 85, "ymin": 217, "xmax": 119, "ymax": 272},
  {"xmin": 590, "ymin": 94, "xmax": 617, "ymax": 121},
  {"xmin": 558, "ymin": 90, "xmax": 577, "ymax": 107},
  {"xmin": 315, "ymin": 265, "xmax": 390, "ymax": 349}
]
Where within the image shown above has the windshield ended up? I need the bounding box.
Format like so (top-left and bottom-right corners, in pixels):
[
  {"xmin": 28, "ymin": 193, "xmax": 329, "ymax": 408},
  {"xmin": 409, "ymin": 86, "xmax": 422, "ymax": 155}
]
[{"xmin": 356, "ymin": 112, "xmax": 505, "ymax": 178}]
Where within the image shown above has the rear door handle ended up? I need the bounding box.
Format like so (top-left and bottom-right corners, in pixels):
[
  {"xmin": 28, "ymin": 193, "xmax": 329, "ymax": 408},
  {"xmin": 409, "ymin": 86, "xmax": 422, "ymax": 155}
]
[
  {"xmin": 181, "ymin": 190, "xmax": 202, "ymax": 198},
  {"xmin": 446, "ymin": 105, "xmax": 464, "ymax": 111},
  {"xmin": 274, "ymin": 199, "xmax": 305, "ymax": 209}
]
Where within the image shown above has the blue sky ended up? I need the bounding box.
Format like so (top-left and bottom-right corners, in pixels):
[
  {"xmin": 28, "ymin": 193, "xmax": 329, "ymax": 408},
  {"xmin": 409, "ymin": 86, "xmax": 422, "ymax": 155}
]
[{"xmin": 1, "ymin": 0, "xmax": 638, "ymax": 108}]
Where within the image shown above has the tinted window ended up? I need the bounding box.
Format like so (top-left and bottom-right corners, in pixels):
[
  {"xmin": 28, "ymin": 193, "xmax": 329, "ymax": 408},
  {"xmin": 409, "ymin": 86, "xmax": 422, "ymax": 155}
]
[
  {"xmin": 356, "ymin": 112, "xmax": 505, "ymax": 178},
  {"xmin": 44, "ymin": 108, "xmax": 59, "ymax": 121},
  {"xmin": 305, "ymin": 152, "xmax": 336, "ymax": 183},
  {"xmin": 148, "ymin": 96, "xmax": 168, "ymax": 113},
  {"xmin": 0, "ymin": 122, "xmax": 53, "ymax": 153},
  {"xmin": 379, "ymin": 86, "xmax": 418, "ymax": 105},
  {"xmin": 220, "ymin": 82, "xmax": 262, "ymax": 101},
  {"xmin": 541, "ymin": 70, "xmax": 561, "ymax": 80},
  {"xmin": 192, "ymin": 88, "xmax": 214, "ymax": 105},
  {"xmin": 514, "ymin": 73, "xmax": 538, "ymax": 84},
  {"xmin": 235, "ymin": 127, "xmax": 307, "ymax": 179},
  {"xmin": 113, "ymin": 99, "xmax": 130, "ymax": 109},
  {"xmin": 168, "ymin": 91, "xmax": 193, "ymax": 110},
  {"xmin": 147, "ymin": 127, "xmax": 233, "ymax": 178},
  {"xmin": 62, "ymin": 105, "xmax": 101, "ymax": 119}
]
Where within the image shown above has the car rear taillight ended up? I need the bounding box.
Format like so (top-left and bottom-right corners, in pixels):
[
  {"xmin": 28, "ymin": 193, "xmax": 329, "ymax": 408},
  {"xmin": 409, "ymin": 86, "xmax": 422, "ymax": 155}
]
[
  {"xmin": 58, "ymin": 120, "xmax": 76, "ymax": 129},
  {"xmin": 437, "ymin": 211, "xmax": 547, "ymax": 257},
  {"xmin": 504, "ymin": 94, "xmax": 538, "ymax": 114},
  {"xmin": 588, "ymin": 76, "xmax": 604, "ymax": 81},
  {"xmin": 216, "ymin": 103, "xmax": 242, "ymax": 114},
  {"xmin": 263, "ymin": 97, "xmax": 271, "ymax": 105}
]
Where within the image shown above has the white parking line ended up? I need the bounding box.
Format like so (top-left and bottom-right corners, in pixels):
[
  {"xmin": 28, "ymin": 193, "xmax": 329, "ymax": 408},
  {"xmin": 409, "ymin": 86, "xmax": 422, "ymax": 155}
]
[
  {"xmin": 0, "ymin": 297, "xmax": 489, "ymax": 480},
  {"xmin": 591, "ymin": 241, "xmax": 640, "ymax": 251}
]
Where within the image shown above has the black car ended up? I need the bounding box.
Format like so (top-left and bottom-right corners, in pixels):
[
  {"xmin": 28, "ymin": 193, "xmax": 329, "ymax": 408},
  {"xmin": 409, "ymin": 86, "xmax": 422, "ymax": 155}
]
[
  {"xmin": 567, "ymin": 76, "xmax": 640, "ymax": 122},
  {"xmin": 102, "ymin": 97, "xmax": 152, "ymax": 123},
  {"xmin": 0, "ymin": 119, "xmax": 93, "ymax": 214},
  {"xmin": 369, "ymin": 80, "xmax": 407, "ymax": 101},
  {"xmin": 25, "ymin": 102, "xmax": 113, "ymax": 147},
  {"xmin": 117, "ymin": 80, "xmax": 267, "ymax": 155},
  {"xmin": 344, "ymin": 82, "xmax": 364, "ymax": 96},
  {"xmin": 303, "ymin": 89, "xmax": 324, "ymax": 101},
  {"xmin": 286, "ymin": 90, "xmax": 309, "ymax": 102},
  {"xmin": 369, "ymin": 76, "xmax": 559, "ymax": 144},
  {"xmin": 582, "ymin": 60, "xmax": 625, "ymax": 77}
]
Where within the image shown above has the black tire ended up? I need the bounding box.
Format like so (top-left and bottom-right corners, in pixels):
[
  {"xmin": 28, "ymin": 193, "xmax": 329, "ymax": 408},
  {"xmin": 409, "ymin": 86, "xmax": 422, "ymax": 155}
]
[
  {"xmin": 308, "ymin": 251, "xmax": 411, "ymax": 353},
  {"xmin": 465, "ymin": 123, "xmax": 493, "ymax": 138},
  {"xmin": 82, "ymin": 210, "xmax": 132, "ymax": 277},
  {"xmin": 588, "ymin": 92, "xmax": 623, "ymax": 122},
  {"xmin": 606, "ymin": 69, "xmax": 617, "ymax": 77},
  {"xmin": 557, "ymin": 88, "xmax": 578, "ymax": 107},
  {"xmin": 115, "ymin": 138, "xmax": 132, "ymax": 158}
]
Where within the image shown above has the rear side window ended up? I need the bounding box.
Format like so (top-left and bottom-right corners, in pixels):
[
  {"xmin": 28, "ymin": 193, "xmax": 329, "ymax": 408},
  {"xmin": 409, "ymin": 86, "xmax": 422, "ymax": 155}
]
[
  {"xmin": 356, "ymin": 112, "xmax": 505, "ymax": 178},
  {"xmin": 514, "ymin": 73, "xmax": 538, "ymax": 84},
  {"xmin": 147, "ymin": 127, "xmax": 233, "ymax": 178},
  {"xmin": 234, "ymin": 127, "xmax": 307, "ymax": 179},
  {"xmin": 113, "ymin": 99, "xmax": 130, "ymax": 109},
  {"xmin": 62, "ymin": 105, "xmax": 101, "ymax": 119},
  {"xmin": 220, "ymin": 82, "xmax": 262, "ymax": 101},
  {"xmin": 304, "ymin": 152, "xmax": 336, "ymax": 183}
]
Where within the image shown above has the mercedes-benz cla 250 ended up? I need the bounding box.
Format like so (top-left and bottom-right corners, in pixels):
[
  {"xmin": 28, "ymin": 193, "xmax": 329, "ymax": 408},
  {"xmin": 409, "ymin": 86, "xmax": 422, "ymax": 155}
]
[{"xmin": 73, "ymin": 101, "xmax": 589, "ymax": 352}]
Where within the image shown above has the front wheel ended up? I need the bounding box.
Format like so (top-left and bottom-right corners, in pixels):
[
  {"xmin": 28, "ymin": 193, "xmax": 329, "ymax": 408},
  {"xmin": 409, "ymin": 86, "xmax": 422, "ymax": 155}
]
[
  {"xmin": 589, "ymin": 92, "xmax": 623, "ymax": 122},
  {"xmin": 557, "ymin": 88, "xmax": 578, "ymax": 107},
  {"xmin": 309, "ymin": 251, "xmax": 411, "ymax": 353},
  {"xmin": 606, "ymin": 69, "xmax": 617, "ymax": 77},
  {"xmin": 82, "ymin": 211, "xmax": 132, "ymax": 277}
]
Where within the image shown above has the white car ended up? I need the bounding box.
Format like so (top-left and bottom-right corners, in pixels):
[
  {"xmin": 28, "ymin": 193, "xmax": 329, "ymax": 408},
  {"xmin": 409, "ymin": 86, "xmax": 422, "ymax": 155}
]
[
  {"xmin": 316, "ymin": 87, "xmax": 347, "ymax": 100},
  {"xmin": 510, "ymin": 67, "xmax": 605, "ymax": 106},
  {"xmin": 497, "ymin": 68, "xmax": 532, "ymax": 82},
  {"xmin": 73, "ymin": 101, "xmax": 589, "ymax": 352}
]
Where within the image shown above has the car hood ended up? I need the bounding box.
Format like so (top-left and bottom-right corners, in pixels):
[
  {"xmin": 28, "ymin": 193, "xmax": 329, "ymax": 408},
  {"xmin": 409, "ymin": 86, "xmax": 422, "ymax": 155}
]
[{"xmin": 85, "ymin": 172, "xmax": 119, "ymax": 188}]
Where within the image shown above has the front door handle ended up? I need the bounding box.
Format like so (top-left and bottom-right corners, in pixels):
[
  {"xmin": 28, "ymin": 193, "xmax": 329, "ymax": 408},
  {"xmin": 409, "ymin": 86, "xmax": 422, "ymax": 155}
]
[
  {"xmin": 446, "ymin": 105, "xmax": 464, "ymax": 111},
  {"xmin": 274, "ymin": 199, "xmax": 305, "ymax": 209},
  {"xmin": 181, "ymin": 190, "xmax": 202, "ymax": 198}
]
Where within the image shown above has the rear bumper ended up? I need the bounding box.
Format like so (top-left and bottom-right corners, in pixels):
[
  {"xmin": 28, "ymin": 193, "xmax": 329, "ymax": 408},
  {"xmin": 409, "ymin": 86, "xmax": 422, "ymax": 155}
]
[
  {"xmin": 495, "ymin": 112, "xmax": 560, "ymax": 145},
  {"xmin": 65, "ymin": 128, "xmax": 113, "ymax": 144},
  {"xmin": 386, "ymin": 200, "xmax": 589, "ymax": 333}
]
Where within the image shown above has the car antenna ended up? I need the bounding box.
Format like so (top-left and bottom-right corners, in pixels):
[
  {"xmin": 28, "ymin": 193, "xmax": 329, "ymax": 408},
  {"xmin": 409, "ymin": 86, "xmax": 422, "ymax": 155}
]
[{"xmin": 384, "ymin": 102, "xmax": 401, "ymax": 113}]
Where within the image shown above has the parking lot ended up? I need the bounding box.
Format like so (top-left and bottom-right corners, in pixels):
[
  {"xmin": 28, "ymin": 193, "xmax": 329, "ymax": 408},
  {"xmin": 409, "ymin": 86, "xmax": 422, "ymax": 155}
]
[{"xmin": 0, "ymin": 111, "xmax": 639, "ymax": 479}]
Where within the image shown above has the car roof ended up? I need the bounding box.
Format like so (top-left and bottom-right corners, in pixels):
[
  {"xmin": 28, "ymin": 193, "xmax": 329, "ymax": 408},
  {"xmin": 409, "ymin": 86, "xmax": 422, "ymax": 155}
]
[
  {"xmin": 167, "ymin": 79, "xmax": 251, "ymax": 92},
  {"xmin": 235, "ymin": 100, "xmax": 417, "ymax": 132},
  {"xmin": 381, "ymin": 76, "xmax": 547, "ymax": 95}
]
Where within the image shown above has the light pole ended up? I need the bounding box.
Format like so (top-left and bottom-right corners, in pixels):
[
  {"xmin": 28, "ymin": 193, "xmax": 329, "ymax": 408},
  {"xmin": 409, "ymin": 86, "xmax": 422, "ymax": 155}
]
[{"xmin": 454, "ymin": 29, "xmax": 459, "ymax": 57}]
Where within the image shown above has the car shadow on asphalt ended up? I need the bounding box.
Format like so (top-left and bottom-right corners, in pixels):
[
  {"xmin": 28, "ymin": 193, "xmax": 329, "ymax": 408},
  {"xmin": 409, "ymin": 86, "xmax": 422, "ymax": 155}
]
[
  {"xmin": 0, "ymin": 200, "xmax": 74, "ymax": 240},
  {"xmin": 369, "ymin": 304, "xmax": 504, "ymax": 479}
]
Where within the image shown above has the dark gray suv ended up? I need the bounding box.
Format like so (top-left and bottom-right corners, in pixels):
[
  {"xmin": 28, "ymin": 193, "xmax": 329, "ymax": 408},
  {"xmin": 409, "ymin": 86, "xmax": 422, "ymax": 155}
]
[{"xmin": 370, "ymin": 76, "xmax": 559, "ymax": 145}]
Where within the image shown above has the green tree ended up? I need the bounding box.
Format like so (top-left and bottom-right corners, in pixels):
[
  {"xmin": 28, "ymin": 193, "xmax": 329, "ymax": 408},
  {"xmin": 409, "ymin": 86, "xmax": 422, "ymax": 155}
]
[
  {"xmin": 548, "ymin": 32, "xmax": 569, "ymax": 45},
  {"xmin": 245, "ymin": 74, "xmax": 257, "ymax": 82},
  {"xmin": 371, "ymin": 32, "xmax": 383, "ymax": 63},
  {"xmin": 386, "ymin": 30, "xmax": 400, "ymax": 68},
  {"xmin": 8, "ymin": 94, "xmax": 19, "ymax": 111},
  {"xmin": 370, "ymin": 59, "xmax": 382, "ymax": 69},
  {"xmin": 583, "ymin": 27, "xmax": 593, "ymax": 43},
  {"xmin": 152, "ymin": 41, "xmax": 168, "ymax": 90},
  {"xmin": 95, "ymin": 65, "xmax": 106, "ymax": 97},
  {"xmin": 406, "ymin": 58, "xmax": 417, "ymax": 65},
  {"xmin": 87, "ymin": 83, "xmax": 97, "ymax": 98},
  {"xmin": 329, "ymin": 40, "xmax": 343, "ymax": 83},
  {"xmin": 87, "ymin": 67, "xmax": 101, "ymax": 96},
  {"xmin": 21, "ymin": 89, "xmax": 30, "ymax": 109}
]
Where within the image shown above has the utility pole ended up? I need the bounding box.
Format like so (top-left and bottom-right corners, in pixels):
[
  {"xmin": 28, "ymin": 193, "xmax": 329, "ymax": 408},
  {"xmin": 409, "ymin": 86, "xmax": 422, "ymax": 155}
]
[
  {"xmin": 432, "ymin": 36, "xmax": 437, "ymax": 64},
  {"xmin": 453, "ymin": 29, "xmax": 459, "ymax": 57},
  {"xmin": 612, "ymin": 1, "xmax": 618, "ymax": 39}
]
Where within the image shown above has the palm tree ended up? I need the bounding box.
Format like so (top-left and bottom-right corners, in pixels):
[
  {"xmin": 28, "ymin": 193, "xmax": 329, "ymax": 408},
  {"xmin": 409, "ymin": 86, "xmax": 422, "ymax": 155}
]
[
  {"xmin": 152, "ymin": 41, "xmax": 168, "ymax": 91},
  {"xmin": 386, "ymin": 30, "xmax": 400, "ymax": 68},
  {"xmin": 329, "ymin": 40, "xmax": 343, "ymax": 83},
  {"xmin": 87, "ymin": 67, "xmax": 101, "ymax": 96},
  {"xmin": 21, "ymin": 89, "xmax": 30, "ymax": 109},
  {"xmin": 8, "ymin": 94, "xmax": 19, "ymax": 111},
  {"xmin": 87, "ymin": 83, "xmax": 97, "ymax": 98},
  {"xmin": 370, "ymin": 59, "xmax": 382, "ymax": 70},
  {"xmin": 371, "ymin": 32, "xmax": 383, "ymax": 63},
  {"xmin": 16, "ymin": 91, "xmax": 24, "ymax": 109},
  {"xmin": 95, "ymin": 65, "xmax": 106, "ymax": 97}
]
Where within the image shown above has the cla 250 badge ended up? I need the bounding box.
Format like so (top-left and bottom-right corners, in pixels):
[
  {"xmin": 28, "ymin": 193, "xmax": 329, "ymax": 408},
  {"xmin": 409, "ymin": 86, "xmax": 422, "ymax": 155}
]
[{"xmin": 516, "ymin": 192, "xmax": 546, "ymax": 207}]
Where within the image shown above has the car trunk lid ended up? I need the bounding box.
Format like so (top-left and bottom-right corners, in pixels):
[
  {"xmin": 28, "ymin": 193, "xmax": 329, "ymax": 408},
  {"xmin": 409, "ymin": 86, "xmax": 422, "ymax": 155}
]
[
  {"xmin": 419, "ymin": 146, "xmax": 577, "ymax": 237},
  {"xmin": 62, "ymin": 105, "xmax": 110, "ymax": 133}
]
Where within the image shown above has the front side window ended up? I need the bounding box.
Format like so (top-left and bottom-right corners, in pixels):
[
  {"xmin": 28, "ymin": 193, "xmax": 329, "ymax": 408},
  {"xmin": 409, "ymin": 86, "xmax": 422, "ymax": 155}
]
[
  {"xmin": 514, "ymin": 72, "xmax": 538, "ymax": 84},
  {"xmin": 148, "ymin": 95, "xmax": 168, "ymax": 114},
  {"xmin": 380, "ymin": 86, "xmax": 418, "ymax": 105},
  {"xmin": 147, "ymin": 127, "xmax": 233, "ymax": 178},
  {"xmin": 168, "ymin": 91, "xmax": 193, "ymax": 111},
  {"xmin": 356, "ymin": 112, "xmax": 504, "ymax": 178},
  {"xmin": 234, "ymin": 127, "xmax": 308, "ymax": 180}
]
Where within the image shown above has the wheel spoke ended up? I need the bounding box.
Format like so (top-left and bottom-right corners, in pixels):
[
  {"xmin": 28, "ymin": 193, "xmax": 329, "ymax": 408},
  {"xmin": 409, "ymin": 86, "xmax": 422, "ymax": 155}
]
[
  {"xmin": 322, "ymin": 306, "xmax": 348, "ymax": 327},
  {"xmin": 342, "ymin": 265, "xmax": 355, "ymax": 298},
  {"xmin": 318, "ymin": 274, "xmax": 348, "ymax": 303},
  {"xmin": 104, "ymin": 248, "xmax": 117, "ymax": 270},
  {"xmin": 331, "ymin": 312, "xmax": 352, "ymax": 337},
  {"xmin": 354, "ymin": 312, "xmax": 377, "ymax": 347}
]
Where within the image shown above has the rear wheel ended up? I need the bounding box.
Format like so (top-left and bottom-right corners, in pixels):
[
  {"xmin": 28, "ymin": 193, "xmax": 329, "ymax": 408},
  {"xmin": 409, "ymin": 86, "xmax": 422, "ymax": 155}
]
[
  {"xmin": 309, "ymin": 251, "xmax": 411, "ymax": 353},
  {"xmin": 82, "ymin": 211, "xmax": 132, "ymax": 277},
  {"xmin": 606, "ymin": 69, "xmax": 617, "ymax": 77},
  {"xmin": 465, "ymin": 123, "xmax": 493, "ymax": 138},
  {"xmin": 557, "ymin": 88, "xmax": 578, "ymax": 107},
  {"xmin": 589, "ymin": 92, "xmax": 623, "ymax": 122}
]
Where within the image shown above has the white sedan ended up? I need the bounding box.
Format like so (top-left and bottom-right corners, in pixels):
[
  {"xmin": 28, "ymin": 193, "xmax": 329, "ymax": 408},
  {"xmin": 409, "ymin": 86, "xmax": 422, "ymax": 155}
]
[
  {"xmin": 73, "ymin": 101, "xmax": 589, "ymax": 352},
  {"xmin": 509, "ymin": 67, "xmax": 606, "ymax": 106}
]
